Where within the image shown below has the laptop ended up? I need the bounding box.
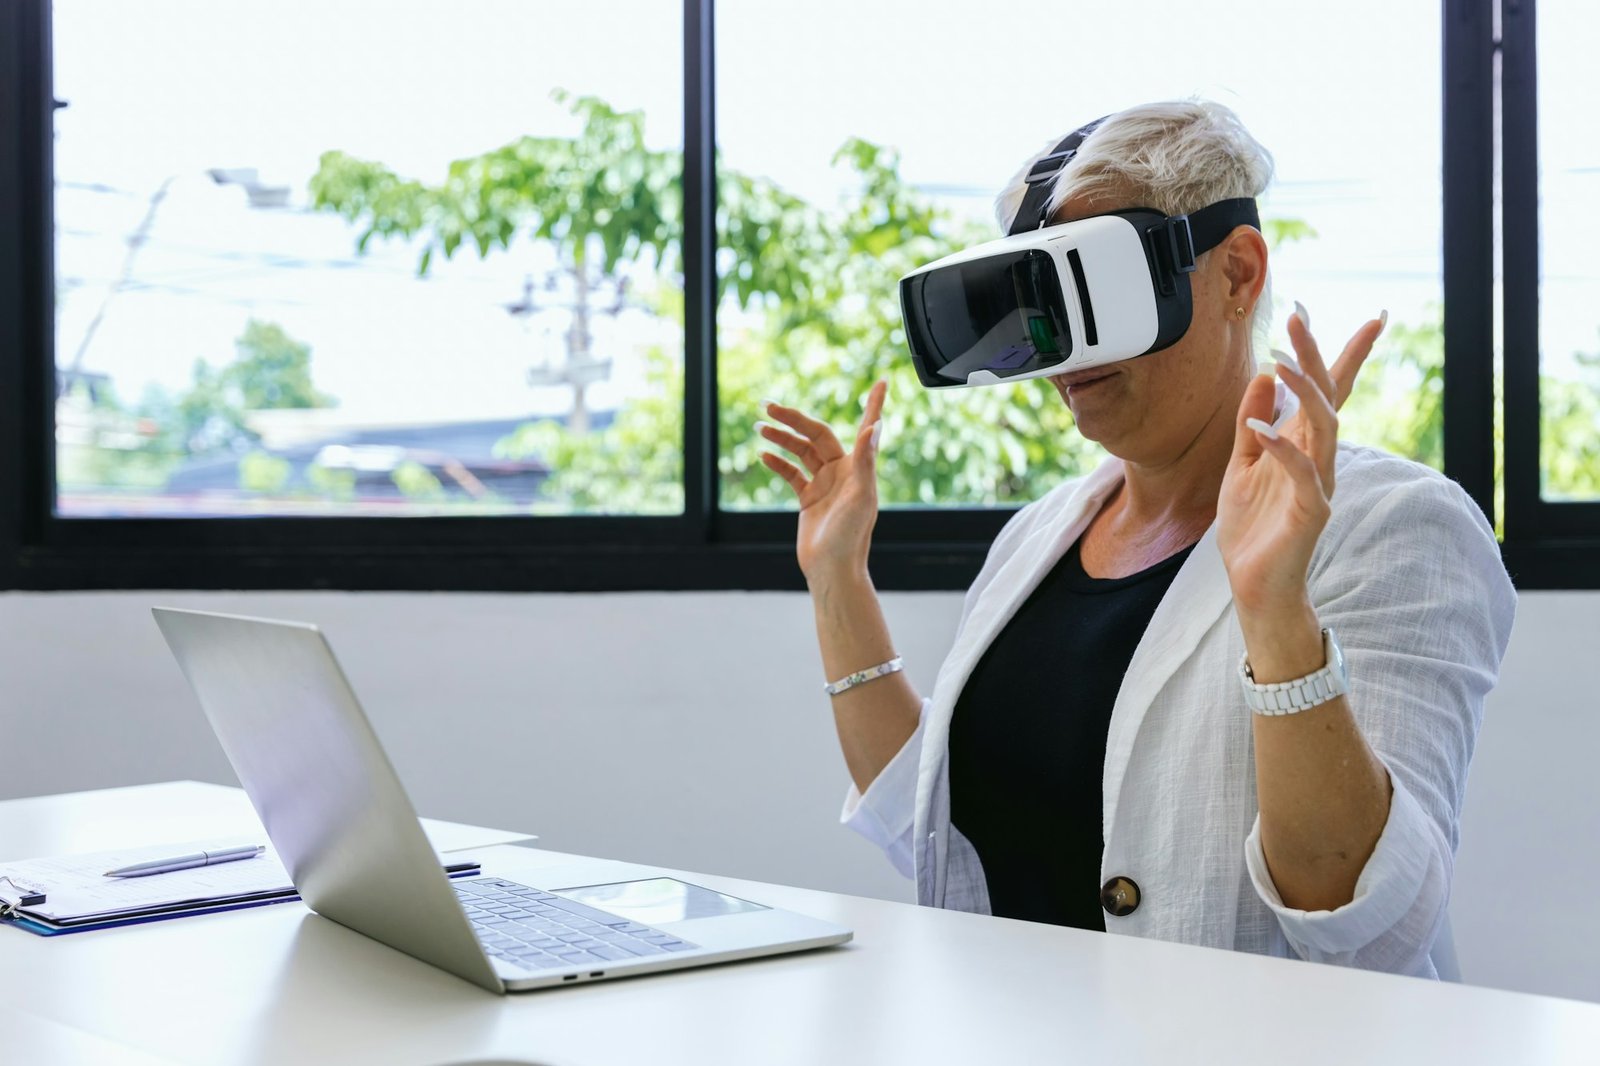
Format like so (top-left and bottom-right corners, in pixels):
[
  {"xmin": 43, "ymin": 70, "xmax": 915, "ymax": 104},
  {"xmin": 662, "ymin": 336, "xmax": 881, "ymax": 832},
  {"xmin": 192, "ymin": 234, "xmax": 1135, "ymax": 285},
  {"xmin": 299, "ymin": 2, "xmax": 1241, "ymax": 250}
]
[{"xmin": 152, "ymin": 607, "xmax": 852, "ymax": 993}]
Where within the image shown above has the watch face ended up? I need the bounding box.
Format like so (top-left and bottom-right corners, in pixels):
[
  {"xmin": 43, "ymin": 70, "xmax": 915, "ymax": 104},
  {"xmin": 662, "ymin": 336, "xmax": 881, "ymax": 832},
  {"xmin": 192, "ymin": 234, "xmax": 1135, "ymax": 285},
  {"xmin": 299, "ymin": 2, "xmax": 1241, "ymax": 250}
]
[{"xmin": 1325, "ymin": 628, "xmax": 1347, "ymax": 684}]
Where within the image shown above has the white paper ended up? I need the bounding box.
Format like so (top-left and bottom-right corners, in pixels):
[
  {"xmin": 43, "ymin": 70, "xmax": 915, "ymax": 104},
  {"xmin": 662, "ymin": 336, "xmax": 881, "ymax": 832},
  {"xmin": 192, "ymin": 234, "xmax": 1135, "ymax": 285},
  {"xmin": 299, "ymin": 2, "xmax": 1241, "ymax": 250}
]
[{"xmin": 0, "ymin": 839, "xmax": 296, "ymax": 921}]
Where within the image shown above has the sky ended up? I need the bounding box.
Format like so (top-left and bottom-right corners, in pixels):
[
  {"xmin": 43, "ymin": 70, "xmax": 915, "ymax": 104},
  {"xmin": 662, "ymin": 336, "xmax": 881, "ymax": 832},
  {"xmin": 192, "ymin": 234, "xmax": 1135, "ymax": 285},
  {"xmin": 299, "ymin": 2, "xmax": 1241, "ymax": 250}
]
[{"xmin": 51, "ymin": 0, "xmax": 1598, "ymax": 431}]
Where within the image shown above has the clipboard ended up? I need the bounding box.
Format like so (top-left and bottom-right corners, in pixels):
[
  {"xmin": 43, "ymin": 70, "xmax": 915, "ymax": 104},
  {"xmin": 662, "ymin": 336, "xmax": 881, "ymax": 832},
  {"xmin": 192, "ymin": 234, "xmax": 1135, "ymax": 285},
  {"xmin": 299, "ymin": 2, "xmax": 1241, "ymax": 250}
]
[{"xmin": 1, "ymin": 839, "xmax": 481, "ymax": 936}]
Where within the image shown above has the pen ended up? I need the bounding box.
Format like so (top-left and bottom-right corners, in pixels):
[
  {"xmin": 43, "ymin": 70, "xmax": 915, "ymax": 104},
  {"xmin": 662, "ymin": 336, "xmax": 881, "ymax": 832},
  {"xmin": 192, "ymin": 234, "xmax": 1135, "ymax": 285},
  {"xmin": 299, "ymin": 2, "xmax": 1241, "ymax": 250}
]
[{"xmin": 104, "ymin": 845, "xmax": 266, "ymax": 878}]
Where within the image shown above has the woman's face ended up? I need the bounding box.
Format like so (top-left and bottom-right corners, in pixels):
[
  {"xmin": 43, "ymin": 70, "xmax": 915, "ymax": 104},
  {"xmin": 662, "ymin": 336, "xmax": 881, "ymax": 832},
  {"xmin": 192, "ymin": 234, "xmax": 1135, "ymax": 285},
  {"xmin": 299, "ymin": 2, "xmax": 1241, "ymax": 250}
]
[{"xmin": 1045, "ymin": 193, "xmax": 1266, "ymax": 466}]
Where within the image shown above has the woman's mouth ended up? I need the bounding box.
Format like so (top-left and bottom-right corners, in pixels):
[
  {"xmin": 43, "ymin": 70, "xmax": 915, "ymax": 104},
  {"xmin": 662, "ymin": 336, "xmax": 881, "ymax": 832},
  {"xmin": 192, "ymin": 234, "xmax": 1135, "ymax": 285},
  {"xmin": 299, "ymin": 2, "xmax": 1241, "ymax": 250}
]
[{"xmin": 1060, "ymin": 370, "xmax": 1115, "ymax": 395}]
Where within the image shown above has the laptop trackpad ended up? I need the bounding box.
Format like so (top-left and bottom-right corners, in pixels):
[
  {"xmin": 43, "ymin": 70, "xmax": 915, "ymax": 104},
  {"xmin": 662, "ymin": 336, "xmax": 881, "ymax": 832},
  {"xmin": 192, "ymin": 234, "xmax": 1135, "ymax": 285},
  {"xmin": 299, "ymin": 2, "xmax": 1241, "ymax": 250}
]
[{"xmin": 552, "ymin": 877, "xmax": 770, "ymax": 924}]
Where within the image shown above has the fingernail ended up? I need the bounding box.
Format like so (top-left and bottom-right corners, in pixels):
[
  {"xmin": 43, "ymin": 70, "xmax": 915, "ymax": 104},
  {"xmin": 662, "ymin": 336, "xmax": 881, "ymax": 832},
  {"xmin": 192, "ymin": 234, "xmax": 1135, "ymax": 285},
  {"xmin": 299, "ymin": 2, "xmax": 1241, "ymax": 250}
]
[
  {"xmin": 1292, "ymin": 300, "xmax": 1310, "ymax": 330},
  {"xmin": 761, "ymin": 397, "xmax": 780, "ymax": 412},
  {"xmin": 1270, "ymin": 347, "xmax": 1303, "ymax": 377},
  {"xmin": 1245, "ymin": 417, "xmax": 1279, "ymax": 441},
  {"xmin": 870, "ymin": 421, "xmax": 883, "ymax": 450},
  {"xmin": 1378, "ymin": 309, "xmax": 1389, "ymax": 331},
  {"xmin": 754, "ymin": 420, "xmax": 771, "ymax": 434}
]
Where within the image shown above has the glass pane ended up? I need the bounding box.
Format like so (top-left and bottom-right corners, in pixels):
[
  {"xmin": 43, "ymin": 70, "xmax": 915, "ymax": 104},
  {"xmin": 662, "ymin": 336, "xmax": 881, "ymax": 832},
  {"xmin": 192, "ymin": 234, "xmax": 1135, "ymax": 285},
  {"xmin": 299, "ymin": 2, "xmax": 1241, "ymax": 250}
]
[
  {"xmin": 716, "ymin": 0, "xmax": 1442, "ymax": 510},
  {"xmin": 53, "ymin": 0, "xmax": 683, "ymax": 517},
  {"xmin": 1536, "ymin": 6, "xmax": 1600, "ymax": 501}
]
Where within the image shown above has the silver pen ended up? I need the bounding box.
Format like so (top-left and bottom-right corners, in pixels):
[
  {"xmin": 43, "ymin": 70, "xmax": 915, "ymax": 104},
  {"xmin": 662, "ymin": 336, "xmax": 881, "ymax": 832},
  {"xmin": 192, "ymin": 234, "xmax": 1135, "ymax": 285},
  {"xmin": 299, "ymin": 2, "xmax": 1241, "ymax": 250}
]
[{"xmin": 104, "ymin": 844, "xmax": 266, "ymax": 878}]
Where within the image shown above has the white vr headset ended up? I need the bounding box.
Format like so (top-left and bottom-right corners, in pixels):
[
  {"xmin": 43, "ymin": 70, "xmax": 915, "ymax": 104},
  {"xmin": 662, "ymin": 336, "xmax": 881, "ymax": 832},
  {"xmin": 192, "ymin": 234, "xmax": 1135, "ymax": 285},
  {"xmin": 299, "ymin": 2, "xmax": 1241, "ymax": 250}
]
[{"xmin": 899, "ymin": 118, "xmax": 1260, "ymax": 389}]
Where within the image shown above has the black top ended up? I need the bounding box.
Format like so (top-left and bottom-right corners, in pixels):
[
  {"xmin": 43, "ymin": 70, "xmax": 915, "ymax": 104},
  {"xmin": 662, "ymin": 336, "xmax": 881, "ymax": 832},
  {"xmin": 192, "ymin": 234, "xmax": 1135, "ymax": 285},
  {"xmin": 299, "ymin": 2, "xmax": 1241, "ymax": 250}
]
[{"xmin": 946, "ymin": 537, "xmax": 1195, "ymax": 930}]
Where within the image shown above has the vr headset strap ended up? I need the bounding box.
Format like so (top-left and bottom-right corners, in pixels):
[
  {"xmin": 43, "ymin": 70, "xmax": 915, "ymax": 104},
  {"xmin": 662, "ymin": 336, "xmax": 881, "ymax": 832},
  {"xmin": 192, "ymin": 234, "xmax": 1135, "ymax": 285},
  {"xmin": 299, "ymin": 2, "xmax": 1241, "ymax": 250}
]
[
  {"xmin": 1007, "ymin": 116, "xmax": 1109, "ymax": 236},
  {"xmin": 1008, "ymin": 118, "xmax": 1261, "ymax": 248},
  {"xmin": 1184, "ymin": 197, "xmax": 1261, "ymax": 255}
]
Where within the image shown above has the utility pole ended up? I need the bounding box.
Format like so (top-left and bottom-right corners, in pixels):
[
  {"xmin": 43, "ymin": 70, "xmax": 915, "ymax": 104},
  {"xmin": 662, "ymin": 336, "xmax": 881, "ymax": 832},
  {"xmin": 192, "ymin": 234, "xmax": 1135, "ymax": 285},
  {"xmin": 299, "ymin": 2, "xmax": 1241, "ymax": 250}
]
[{"xmin": 518, "ymin": 245, "xmax": 616, "ymax": 434}]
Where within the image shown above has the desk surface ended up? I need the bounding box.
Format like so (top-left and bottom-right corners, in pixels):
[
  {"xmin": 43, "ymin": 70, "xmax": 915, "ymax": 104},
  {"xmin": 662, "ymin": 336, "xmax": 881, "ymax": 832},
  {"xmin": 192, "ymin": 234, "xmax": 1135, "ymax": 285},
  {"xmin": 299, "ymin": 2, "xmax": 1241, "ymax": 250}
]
[
  {"xmin": 4, "ymin": 785, "xmax": 1598, "ymax": 1066},
  {"xmin": 0, "ymin": 780, "xmax": 534, "ymax": 860}
]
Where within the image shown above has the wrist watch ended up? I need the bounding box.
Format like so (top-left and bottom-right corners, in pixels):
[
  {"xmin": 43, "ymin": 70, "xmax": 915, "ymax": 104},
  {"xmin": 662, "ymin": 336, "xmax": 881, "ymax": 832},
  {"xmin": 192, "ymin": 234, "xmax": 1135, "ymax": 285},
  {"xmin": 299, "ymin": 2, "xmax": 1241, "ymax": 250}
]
[{"xmin": 1238, "ymin": 627, "xmax": 1349, "ymax": 715}]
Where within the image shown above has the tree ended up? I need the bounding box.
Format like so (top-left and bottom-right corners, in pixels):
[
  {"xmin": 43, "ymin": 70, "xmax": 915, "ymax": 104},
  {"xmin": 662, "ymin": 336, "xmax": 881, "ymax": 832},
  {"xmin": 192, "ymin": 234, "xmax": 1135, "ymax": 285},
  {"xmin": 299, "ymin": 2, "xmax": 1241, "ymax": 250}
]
[
  {"xmin": 58, "ymin": 319, "xmax": 336, "ymax": 494},
  {"xmin": 1338, "ymin": 308, "xmax": 1444, "ymax": 471},
  {"xmin": 311, "ymin": 92, "xmax": 1590, "ymax": 521},
  {"xmin": 311, "ymin": 92, "xmax": 826, "ymax": 438},
  {"xmin": 172, "ymin": 318, "xmax": 336, "ymax": 459},
  {"xmin": 1541, "ymin": 343, "xmax": 1600, "ymax": 500},
  {"xmin": 312, "ymin": 96, "xmax": 1105, "ymax": 512}
]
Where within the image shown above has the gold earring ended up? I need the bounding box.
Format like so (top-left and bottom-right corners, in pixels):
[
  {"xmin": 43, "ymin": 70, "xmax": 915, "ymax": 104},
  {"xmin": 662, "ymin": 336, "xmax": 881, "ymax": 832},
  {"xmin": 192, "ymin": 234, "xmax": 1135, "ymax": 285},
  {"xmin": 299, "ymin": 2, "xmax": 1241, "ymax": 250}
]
[{"xmin": 1234, "ymin": 306, "xmax": 1247, "ymax": 319}]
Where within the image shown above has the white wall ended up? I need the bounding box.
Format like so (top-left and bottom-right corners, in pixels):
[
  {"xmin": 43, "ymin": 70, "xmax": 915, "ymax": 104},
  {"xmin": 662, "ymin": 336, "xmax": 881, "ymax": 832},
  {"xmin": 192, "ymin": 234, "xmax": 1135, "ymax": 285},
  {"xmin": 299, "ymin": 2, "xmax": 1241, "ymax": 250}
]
[{"xmin": 2, "ymin": 589, "xmax": 1596, "ymax": 1003}]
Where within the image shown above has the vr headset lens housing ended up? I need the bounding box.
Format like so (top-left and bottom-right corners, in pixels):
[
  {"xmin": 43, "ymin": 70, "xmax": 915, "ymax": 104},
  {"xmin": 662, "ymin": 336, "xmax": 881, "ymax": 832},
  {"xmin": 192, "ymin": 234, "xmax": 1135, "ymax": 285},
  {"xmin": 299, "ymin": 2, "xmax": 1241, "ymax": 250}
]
[
  {"xmin": 900, "ymin": 248, "xmax": 1076, "ymax": 386},
  {"xmin": 899, "ymin": 199, "xmax": 1259, "ymax": 389}
]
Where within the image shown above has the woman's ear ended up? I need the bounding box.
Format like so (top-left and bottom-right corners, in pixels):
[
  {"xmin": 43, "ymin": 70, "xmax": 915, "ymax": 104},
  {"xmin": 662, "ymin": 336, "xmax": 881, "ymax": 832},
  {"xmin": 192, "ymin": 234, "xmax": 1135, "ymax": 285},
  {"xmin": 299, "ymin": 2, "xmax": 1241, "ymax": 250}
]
[{"xmin": 1220, "ymin": 225, "xmax": 1269, "ymax": 308}]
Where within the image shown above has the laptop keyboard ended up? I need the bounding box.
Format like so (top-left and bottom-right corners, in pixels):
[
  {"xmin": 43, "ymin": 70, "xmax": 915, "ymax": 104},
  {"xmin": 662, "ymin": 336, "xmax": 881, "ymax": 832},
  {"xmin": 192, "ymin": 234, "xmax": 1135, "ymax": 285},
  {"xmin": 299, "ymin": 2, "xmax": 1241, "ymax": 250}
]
[{"xmin": 455, "ymin": 878, "xmax": 699, "ymax": 972}]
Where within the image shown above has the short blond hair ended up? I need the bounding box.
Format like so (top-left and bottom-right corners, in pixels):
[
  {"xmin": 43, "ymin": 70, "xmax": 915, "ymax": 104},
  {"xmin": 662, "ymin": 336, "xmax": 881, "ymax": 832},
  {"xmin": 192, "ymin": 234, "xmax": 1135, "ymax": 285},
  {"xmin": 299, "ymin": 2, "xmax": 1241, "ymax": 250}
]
[{"xmin": 995, "ymin": 100, "xmax": 1276, "ymax": 359}]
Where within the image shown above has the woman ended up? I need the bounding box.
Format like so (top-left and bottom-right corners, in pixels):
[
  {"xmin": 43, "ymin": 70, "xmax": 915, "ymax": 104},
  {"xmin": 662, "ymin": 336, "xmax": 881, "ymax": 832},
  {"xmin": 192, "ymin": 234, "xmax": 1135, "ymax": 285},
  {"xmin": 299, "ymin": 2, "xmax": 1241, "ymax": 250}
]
[{"xmin": 757, "ymin": 100, "xmax": 1515, "ymax": 977}]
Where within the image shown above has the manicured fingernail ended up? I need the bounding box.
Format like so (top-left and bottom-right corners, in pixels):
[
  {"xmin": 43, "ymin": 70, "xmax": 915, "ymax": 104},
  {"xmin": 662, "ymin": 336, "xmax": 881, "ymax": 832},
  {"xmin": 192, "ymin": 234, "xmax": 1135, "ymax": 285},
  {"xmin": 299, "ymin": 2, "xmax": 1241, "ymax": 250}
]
[
  {"xmin": 1292, "ymin": 301, "xmax": 1310, "ymax": 330},
  {"xmin": 1378, "ymin": 309, "xmax": 1389, "ymax": 330},
  {"xmin": 870, "ymin": 422, "xmax": 883, "ymax": 449},
  {"xmin": 1245, "ymin": 417, "xmax": 1279, "ymax": 441},
  {"xmin": 754, "ymin": 420, "xmax": 771, "ymax": 434},
  {"xmin": 761, "ymin": 398, "xmax": 780, "ymax": 412},
  {"xmin": 1270, "ymin": 348, "xmax": 1303, "ymax": 377}
]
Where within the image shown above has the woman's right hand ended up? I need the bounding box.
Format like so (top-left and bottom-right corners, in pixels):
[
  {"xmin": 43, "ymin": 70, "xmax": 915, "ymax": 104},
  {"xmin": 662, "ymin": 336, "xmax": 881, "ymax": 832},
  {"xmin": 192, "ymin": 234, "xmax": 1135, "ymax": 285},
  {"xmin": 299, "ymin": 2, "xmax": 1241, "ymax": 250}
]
[{"xmin": 758, "ymin": 380, "xmax": 887, "ymax": 587}]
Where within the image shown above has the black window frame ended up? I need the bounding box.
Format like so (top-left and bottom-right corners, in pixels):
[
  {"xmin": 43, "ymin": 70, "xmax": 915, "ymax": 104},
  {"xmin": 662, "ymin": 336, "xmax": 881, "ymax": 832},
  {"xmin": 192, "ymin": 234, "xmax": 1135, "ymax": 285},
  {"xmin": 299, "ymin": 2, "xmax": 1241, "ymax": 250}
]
[
  {"xmin": 1495, "ymin": 0, "xmax": 1600, "ymax": 586},
  {"xmin": 1, "ymin": 0, "xmax": 1594, "ymax": 592}
]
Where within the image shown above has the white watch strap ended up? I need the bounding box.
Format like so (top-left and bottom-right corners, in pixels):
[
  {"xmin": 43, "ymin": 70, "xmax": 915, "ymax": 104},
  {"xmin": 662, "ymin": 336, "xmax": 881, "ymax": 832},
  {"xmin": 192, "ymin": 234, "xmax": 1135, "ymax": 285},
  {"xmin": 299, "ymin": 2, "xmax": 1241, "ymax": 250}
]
[{"xmin": 1239, "ymin": 628, "xmax": 1348, "ymax": 715}]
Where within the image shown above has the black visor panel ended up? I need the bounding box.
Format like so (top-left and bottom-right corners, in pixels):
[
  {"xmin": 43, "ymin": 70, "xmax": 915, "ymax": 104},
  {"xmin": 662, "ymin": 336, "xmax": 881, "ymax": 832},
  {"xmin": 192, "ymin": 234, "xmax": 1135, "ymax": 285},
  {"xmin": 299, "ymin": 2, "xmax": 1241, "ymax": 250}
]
[{"xmin": 900, "ymin": 249, "xmax": 1073, "ymax": 387}]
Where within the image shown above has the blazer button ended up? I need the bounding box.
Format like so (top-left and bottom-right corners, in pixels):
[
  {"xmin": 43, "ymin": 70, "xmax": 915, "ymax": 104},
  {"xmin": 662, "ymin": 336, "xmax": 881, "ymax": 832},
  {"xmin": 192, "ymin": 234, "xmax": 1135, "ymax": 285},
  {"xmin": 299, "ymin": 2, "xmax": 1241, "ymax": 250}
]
[{"xmin": 1100, "ymin": 876, "xmax": 1141, "ymax": 917}]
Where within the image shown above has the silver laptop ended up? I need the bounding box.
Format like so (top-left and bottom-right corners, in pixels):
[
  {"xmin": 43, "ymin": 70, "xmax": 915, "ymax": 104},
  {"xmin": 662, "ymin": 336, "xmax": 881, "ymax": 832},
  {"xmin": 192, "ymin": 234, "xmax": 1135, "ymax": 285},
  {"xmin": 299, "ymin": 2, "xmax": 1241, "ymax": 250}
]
[{"xmin": 152, "ymin": 607, "xmax": 852, "ymax": 993}]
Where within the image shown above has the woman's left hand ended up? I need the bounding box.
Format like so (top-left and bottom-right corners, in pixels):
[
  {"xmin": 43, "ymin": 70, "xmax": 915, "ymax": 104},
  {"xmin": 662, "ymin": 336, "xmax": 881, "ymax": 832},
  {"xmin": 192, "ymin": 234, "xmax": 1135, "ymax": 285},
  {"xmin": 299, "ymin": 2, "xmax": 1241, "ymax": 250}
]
[{"xmin": 1217, "ymin": 304, "xmax": 1387, "ymax": 618}]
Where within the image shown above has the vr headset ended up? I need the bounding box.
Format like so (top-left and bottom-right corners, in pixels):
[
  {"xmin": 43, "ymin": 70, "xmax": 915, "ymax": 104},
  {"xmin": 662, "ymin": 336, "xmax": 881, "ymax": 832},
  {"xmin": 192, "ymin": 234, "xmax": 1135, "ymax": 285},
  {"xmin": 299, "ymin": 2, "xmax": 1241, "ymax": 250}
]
[{"xmin": 899, "ymin": 118, "xmax": 1260, "ymax": 388}]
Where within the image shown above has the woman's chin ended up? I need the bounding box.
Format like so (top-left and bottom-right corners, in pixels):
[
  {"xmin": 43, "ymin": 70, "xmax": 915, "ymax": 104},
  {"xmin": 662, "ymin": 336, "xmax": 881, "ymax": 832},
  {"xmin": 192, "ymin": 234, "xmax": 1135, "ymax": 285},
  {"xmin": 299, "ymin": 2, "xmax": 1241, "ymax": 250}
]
[
  {"xmin": 1069, "ymin": 416, "xmax": 1110, "ymax": 446},
  {"xmin": 1061, "ymin": 383, "xmax": 1127, "ymax": 434}
]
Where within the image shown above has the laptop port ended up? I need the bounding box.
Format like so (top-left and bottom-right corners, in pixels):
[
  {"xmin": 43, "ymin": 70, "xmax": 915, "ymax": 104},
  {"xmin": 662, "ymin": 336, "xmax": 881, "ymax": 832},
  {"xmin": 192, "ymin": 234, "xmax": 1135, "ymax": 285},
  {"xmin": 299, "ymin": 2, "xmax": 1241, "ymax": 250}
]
[
  {"xmin": 590, "ymin": 971, "xmax": 604, "ymax": 978},
  {"xmin": 563, "ymin": 975, "xmax": 577, "ymax": 981}
]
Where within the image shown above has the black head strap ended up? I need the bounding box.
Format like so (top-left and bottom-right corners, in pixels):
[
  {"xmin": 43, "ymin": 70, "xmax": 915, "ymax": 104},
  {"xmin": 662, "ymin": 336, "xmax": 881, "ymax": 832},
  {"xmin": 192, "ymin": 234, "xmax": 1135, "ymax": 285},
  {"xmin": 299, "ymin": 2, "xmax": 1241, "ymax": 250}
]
[
  {"xmin": 1184, "ymin": 197, "xmax": 1261, "ymax": 256},
  {"xmin": 1006, "ymin": 116, "xmax": 1109, "ymax": 236},
  {"xmin": 1135, "ymin": 197, "xmax": 1262, "ymax": 297}
]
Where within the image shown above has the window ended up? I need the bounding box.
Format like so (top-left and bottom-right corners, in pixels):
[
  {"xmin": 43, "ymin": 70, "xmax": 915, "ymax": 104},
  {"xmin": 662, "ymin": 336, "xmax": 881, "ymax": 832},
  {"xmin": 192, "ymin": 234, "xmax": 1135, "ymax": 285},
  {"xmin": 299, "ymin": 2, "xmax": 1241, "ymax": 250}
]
[
  {"xmin": 2, "ymin": 0, "xmax": 1596, "ymax": 590},
  {"xmin": 714, "ymin": 0, "xmax": 1445, "ymax": 515},
  {"xmin": 51, "ymin": 0, "xmax": 683, "ymax": 518},
  {"xmin": 1527, "ymin": 2, "xmax": 1600, "ymax": 505},
  {"xmin": 1498, "ymin": 0, "xmax": 1600, "ymax": 584}
]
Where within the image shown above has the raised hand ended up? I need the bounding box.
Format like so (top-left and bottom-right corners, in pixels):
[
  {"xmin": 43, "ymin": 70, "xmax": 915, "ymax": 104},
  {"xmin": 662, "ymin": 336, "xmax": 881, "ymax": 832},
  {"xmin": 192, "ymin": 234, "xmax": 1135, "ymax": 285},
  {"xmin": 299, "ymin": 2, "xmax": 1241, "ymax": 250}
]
[
  {"xmin": 758, "ymin": 380, "xmax": 888, "ymax": 585},
  {"xmin": 1217, "ymin": 304, "xmax": 1386, "ymax": 617}
]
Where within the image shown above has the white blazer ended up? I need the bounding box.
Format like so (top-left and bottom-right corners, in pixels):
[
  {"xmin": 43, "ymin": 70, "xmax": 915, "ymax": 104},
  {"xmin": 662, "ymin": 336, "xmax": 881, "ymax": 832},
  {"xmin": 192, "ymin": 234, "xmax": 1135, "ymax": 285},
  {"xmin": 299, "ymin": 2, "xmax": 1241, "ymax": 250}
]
[{"xmin": 843, "ymin": 443, "xmax": 1516, "ymax": 977}]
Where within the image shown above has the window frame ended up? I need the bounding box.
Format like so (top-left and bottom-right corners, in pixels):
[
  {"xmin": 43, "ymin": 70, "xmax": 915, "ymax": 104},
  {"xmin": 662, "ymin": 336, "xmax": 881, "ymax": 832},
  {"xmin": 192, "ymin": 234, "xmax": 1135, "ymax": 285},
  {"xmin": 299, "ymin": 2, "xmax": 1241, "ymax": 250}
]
[
  {"xmin": 1, "ymin": 0, "xmax": 1594, "ymax": 592},
  {"xmin": 1495, "ymin": 0, "xmax": 1600, "ymax": 586}
]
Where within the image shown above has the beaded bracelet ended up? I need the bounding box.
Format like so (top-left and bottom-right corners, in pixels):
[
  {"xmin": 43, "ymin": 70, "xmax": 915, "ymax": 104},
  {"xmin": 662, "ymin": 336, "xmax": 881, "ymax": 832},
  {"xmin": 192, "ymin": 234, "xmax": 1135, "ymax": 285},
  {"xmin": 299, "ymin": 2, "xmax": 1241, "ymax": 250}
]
[{"xmin": 823, "ymin": 656, "xmax": 904, "ymax": 697}]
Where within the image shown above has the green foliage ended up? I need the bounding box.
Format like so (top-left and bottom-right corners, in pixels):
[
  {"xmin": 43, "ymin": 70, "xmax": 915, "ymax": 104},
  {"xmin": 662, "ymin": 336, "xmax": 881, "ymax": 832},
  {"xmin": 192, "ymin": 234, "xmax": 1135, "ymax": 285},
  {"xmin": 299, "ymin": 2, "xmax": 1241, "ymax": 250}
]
[
  {"xmin": 499, "ymin": 346, "xmax": 685, "ymax": 514},
  {"xmin": 172, "ymin": 319, "xmax": 336, "ymax": 459},
  {"xmin": 238, "ymin": 450, "xmax": 292, "ymax": 493},
  {"xmin": 313, "ymin": 93, "xmax": 680, "ymax": 278},
  {"xmin": 231, "ymin": 320, "xmax": 336, "ymax": 411},
  {"xmin": 1338, "ymin": 308, "xmax": 1444, "ymax": 470},
  {"xmin": 309, "ymin": 91, "xmax": 1598, "ymax": 519},
  {"xmin": 311, "ymin": 90, "xmax": 835, "ymax": 314},
  {"xmin": 1262, "ymin": 217, "xmax": 1318, "ymax": 250},
  {"xmin": 392, "ymin": 460, "xmax": 447, "ymax": 501},
  {"xmin": 344, "ymin": 103, "xmax": 1103, "ymax": 511},
  {"xmin": 60, "ymin": 319, "xmax": 336, "ymax": 494},
  {"xmin": 714, "ymin": 140, "xmax": 1102, "ymax": 509},
  {"xmin": 1541, "ymin": 345, "xmax": 1600, "ymax": 500},
  {"xmin": 1339, "ymin": 318, "xmax": 1600, "ymax": 509},
  {"xmin": 307, "ymin": 462, "xmax": 356, "ymax": 500}
]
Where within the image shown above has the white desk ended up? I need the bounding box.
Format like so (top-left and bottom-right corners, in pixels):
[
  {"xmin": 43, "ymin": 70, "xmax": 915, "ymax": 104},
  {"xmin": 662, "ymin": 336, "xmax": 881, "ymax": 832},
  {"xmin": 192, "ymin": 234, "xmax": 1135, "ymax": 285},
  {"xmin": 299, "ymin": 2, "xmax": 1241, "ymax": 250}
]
[
  {"xmin": 4, "ymin": 784, "xmax": 1598, "ymax": 1066},
  {"xmin": 0, "ymin": 780, "xmax": 535, "ymax": 859}
]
